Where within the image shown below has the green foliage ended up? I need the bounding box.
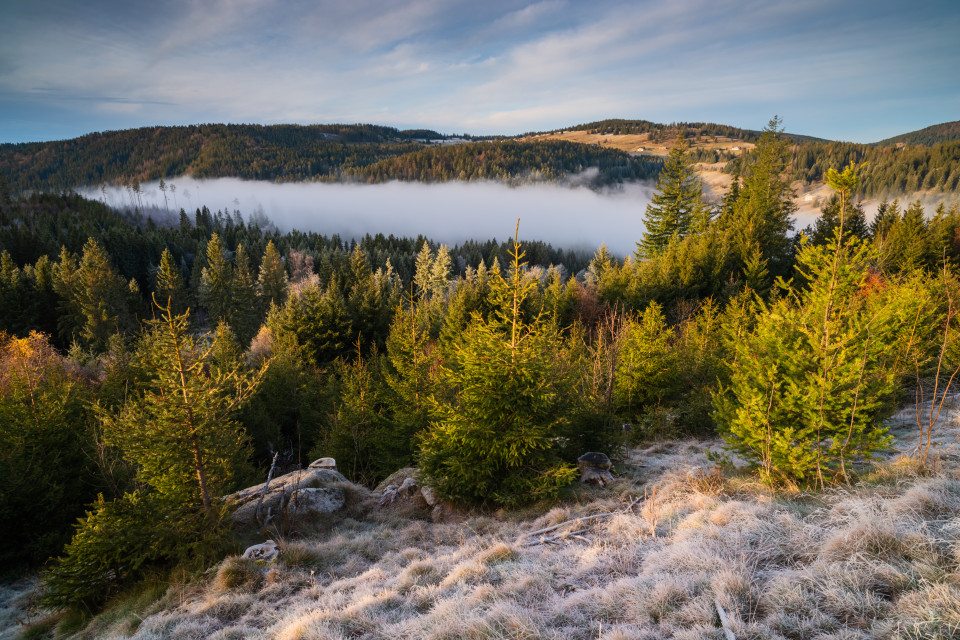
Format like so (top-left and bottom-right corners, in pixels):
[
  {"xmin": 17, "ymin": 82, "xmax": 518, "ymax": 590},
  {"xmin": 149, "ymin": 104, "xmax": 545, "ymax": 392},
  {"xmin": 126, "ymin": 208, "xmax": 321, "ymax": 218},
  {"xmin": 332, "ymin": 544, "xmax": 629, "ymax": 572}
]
[
  {"xmin": 729, "ymin": 117, "xmax": 798, "ymax": 283},
  {"xmin": 40, "ymin": 492, "xmax": 197, "ymax": 611},
  {"xmin": 257, "ymin": 240, "xmax": 288, "ymax": 311},
  {"xmin": 638, "ymin": 141, "xmax": 709, "ymax": 257},
  {"xmin": 714, "ymin": 166, "xmax": 934, "ymax": 485},
  {"xmin": 419, "ymin": 226, "xmax": 577, "ymax": 507},
  {"xmin": 54, "ymin": 239, "xmax": 135, "ymax": 351},
  {"xmin": 0, "ymin": 332, "xmax": 96, "ymax": 570},
  {"xmin": 100, "ymin": 301, "xmax": 264, "ymax": 512}
]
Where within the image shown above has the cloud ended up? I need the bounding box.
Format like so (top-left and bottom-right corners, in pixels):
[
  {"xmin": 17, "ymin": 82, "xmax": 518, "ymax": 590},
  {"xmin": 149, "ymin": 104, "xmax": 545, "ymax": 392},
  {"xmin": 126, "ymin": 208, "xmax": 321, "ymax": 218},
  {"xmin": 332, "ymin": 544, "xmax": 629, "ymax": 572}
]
[{"xmin": 1, "ymin": 0, "xmax": 959, "ymax": 143}]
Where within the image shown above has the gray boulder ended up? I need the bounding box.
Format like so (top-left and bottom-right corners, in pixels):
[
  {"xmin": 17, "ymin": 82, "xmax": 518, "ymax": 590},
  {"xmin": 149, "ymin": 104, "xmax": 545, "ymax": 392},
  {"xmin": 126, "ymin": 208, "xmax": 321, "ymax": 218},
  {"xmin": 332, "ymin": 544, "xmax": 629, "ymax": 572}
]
[
  {"xmin": 241, "ymin": 539, "xmax": 279, "ymax": 562},
  {"xmin": 308, "ymin": 457, "xmax": 337, "ymax": 471},
  {"xmin": 289, "ymin": 487, "xmax": 345, "ymax": 515},
  {"xmin": 578, "ymin": 452, "xmax": 615, "ymax": 487},
  {"xmin": 227, "ymin": 467, "xmax": 348, "ymax": 525}
]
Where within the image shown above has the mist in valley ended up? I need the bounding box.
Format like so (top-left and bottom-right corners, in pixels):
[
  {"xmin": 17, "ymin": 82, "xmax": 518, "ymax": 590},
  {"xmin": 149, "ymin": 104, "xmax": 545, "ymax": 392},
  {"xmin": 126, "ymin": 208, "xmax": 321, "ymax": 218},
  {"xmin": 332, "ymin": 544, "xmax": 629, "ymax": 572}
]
[{"xmin": 85, "ymin": 178, "xmax": 657, "ymax": 257}]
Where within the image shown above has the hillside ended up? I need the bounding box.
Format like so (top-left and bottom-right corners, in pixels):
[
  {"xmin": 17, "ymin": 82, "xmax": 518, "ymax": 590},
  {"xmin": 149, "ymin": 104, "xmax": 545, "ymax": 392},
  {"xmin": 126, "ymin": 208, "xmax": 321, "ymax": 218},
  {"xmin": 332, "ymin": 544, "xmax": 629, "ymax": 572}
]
[
  {"xmin": 0, "ymin": 125, "xmax": 657, "ymax": 194},
  {"xmin": 876, "ymin": 120, "xmax": 960, "ymax": 146},
  {"xmin": 11, "ymin": 416, "xmax": 960, "ymax": 640}
]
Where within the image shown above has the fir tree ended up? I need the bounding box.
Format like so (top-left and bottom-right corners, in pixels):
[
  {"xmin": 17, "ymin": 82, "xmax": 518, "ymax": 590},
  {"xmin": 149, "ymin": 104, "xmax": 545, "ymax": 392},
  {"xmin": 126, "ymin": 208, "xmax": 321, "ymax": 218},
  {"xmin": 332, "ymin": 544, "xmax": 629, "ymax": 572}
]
[{"xmin": 638, "ymin": 140, "xmax": 708, "ymax": 258}]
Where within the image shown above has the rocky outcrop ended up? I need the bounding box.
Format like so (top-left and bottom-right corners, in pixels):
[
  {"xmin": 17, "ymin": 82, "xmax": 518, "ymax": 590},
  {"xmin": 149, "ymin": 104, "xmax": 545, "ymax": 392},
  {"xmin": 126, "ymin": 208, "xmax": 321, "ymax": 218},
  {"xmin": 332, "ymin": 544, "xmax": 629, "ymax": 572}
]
[{"xmin": 226, "ymin": 467, "xmax": 348, "ymax": 526}]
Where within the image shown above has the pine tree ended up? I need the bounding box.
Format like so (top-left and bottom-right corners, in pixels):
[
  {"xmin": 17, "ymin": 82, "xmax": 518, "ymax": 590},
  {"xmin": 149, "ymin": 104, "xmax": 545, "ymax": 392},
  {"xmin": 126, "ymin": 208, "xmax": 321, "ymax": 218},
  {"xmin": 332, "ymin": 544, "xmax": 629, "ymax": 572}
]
[{"xmin": 638, "ymin": 140, "xmax": 708, "ymax": 258}]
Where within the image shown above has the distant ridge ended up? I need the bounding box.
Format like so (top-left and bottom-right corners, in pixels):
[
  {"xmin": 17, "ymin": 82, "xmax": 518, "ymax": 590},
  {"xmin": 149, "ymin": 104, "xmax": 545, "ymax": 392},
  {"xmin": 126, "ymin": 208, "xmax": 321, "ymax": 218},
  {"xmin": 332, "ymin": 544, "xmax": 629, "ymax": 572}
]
[{"xmin": 875, "ymin": 121, "xmax": 960, "ymax": 146}]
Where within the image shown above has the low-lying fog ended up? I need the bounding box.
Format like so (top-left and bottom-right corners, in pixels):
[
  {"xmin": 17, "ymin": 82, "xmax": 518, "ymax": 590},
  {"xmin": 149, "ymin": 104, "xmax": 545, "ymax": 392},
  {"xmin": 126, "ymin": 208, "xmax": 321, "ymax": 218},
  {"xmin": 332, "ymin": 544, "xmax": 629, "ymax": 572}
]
[{"xmin": 85, "ymin": 178, "xmax": 657, "ymax": 256}]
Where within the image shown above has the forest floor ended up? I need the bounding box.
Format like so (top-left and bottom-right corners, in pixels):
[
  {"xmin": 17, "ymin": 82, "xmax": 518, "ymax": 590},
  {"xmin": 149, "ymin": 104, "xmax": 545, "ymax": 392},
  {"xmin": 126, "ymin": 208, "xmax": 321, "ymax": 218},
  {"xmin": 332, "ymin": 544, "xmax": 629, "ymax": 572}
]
[{"xmin": 9, "ymin": 402, "xmax": 960, "ymax": 640}]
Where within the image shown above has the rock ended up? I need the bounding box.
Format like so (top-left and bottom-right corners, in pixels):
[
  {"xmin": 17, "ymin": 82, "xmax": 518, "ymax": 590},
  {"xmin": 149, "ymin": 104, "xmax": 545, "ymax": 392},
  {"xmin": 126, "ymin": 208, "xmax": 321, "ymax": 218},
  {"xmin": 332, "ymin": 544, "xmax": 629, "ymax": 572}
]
[
  {"xmin": 431, "ymin": 502, "xmax": 456, "ymax": 523},
  {"xmin": 420, "ymin": 485, "xmax": 438, "ymax": 507},
  {"xmin": 289, "ymin": 487, "xmax": 345, "ymax": 515},
  {"xmin": 241, "ymin": 540, "xmax": 279, "ymax": 562},
  {"xmin": 226, "ymin": 467, "xmax": 348, "ymax": 525},
  {"xmin": 379, "ymin": 485, "xmax": 399, "ymax": 507},
  {"xmin": 308, "ymin": 457, "xmax": 337, "ymax": 471},
  {"xmin": 578, "ymin": 451, "xmax": 615, "ymax": 487},
  {"xmin": 398, "ymin": 477, "xmax": 418, "ymax": 497}
]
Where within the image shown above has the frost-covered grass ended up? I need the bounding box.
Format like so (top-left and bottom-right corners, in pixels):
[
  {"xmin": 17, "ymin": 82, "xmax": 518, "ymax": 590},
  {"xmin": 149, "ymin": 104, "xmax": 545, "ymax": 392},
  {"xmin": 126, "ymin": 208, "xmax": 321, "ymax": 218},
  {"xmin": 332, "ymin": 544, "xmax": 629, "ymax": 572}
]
[{"xmin": 12, "ymin": 416, "xmax": 960, "ymax": 640}]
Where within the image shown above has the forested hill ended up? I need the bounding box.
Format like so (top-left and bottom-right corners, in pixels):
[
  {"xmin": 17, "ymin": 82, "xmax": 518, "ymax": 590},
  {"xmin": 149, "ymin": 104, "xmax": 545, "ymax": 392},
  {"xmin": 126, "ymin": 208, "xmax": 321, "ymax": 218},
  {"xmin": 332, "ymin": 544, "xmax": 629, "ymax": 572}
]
[
  {"xmin": 875, "ymin": 120, "xmax": 960, "ymax": 146},
  {"xmin": 0, "ymin": 124, "xmax": 658, "ymax": 193},
  {"xmin": 0, "ymin": 124, "xmax": 425, "ymax": 192},
  {"xmin": 536, "ymin": 118, "xmax": 828, "ymax": 144},
  {"xmin": 354, "ymin": 140, "xmax": 660, "ymax": 184}
]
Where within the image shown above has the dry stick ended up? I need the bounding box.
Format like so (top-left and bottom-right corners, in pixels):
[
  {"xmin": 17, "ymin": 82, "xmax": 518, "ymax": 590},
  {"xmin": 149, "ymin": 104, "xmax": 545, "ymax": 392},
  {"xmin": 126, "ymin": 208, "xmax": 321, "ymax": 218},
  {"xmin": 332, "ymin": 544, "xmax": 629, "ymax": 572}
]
[
  {"xmin": 255, "ymin": 451, "xmax": 280, "ymax": 525},
  {"xmin": 519, "ymin": 496, "xmax": 642, "ymax": 544},
  {"xmin": 715, "ymin": 599, "xmax": 737, "ymax": 640}
]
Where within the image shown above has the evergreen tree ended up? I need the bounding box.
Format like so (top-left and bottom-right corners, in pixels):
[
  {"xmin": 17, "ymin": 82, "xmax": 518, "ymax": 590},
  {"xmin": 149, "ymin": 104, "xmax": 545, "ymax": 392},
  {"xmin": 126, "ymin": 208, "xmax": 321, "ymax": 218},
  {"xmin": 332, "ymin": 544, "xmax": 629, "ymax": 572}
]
[
  {"xmin": 154, "ymin": 248, "xmax": 186, "ymax": 314},
  {"xmin": 638, "ymin": 140, "xmax": 708, "ymax": 258},
  {"xmin": 54, "ymin": 239, "xmax": 134, "ymax": 351},
  {"xmin": 419, "ymin": 224, "xmax": 577, "ymax": 506},
  {"xmin": 729, "ymin": 116, "xmax": 797, "ymax": 283},
  {"xmin": 257, "ymin": 240, "xmax": 288, "ymax": 311},
  {"xmin": 714, "ymin": 164, "xmax": 926, "ymax": 486},
  {"xmin": 100, "ymin": 300, "xmax": 264, "ymax": 512},
  {"xmin": 199, "ymin": 233, "xmax": 234, "ymax": 327}
]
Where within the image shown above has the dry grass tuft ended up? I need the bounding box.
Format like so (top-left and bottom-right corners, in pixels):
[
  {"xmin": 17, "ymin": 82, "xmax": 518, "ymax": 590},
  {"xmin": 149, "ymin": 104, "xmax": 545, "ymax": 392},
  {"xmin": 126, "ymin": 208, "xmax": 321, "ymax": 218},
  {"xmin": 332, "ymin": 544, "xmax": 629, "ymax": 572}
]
[{"xmin": 211, "ymin": 557, "xmax": 262, "ymax": 593}]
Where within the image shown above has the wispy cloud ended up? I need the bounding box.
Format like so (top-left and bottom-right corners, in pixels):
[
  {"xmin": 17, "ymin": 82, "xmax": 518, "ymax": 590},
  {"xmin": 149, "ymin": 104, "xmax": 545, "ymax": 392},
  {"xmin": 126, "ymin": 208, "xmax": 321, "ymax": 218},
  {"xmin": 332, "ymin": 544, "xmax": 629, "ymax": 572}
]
[{"xmin": 1, "ymin": 0, "xmax": 958, "ymax": 143}]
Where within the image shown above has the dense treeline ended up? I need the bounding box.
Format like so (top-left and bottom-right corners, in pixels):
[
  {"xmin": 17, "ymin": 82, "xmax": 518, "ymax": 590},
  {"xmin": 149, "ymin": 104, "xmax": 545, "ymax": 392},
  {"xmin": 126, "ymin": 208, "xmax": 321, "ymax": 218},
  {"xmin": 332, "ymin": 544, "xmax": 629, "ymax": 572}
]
[
  {"xmin": 5, "ymin": 122, "xmax": 960, "ymax": 615},
  {"xmin": 779, "ymin": 139, "xmax": 960, "ymax": 197},
  {"xmin": 355, "ymin": 140, "xmax": 661, "ymax": 184},
  {"xmin": 555, "ymin": 118, "xmax": 750, "ymax": 140}
]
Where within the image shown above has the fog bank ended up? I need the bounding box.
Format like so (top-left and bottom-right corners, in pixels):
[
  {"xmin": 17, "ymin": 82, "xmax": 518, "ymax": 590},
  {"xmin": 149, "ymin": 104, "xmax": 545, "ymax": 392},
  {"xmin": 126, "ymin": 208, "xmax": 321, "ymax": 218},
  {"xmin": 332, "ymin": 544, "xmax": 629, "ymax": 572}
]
[{"xmin": 85, "ymin": 178, "xmax": 656, "ymax": 256}]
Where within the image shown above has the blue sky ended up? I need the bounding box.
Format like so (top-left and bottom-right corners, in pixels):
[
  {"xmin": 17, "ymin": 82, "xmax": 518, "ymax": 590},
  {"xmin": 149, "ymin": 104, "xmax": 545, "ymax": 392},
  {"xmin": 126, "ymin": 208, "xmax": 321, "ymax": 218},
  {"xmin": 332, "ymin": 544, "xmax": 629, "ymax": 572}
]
[{"xmin": 2, "ymin": 0, "xmax": 958, "ymax": 144}]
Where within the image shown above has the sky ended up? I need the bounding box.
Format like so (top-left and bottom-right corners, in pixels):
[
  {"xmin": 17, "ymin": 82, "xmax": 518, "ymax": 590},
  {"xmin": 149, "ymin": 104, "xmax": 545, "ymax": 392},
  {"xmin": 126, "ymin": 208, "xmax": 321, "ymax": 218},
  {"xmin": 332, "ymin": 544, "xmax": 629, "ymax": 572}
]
[{"xmin": 2, "ymin": 0, "xmax": 958, "ymax": 144}]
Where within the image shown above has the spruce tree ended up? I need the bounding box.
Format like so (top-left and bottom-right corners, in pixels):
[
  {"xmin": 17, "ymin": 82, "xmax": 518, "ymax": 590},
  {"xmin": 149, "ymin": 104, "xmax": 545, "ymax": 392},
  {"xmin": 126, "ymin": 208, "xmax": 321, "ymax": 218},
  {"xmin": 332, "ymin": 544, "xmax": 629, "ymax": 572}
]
[
  {"xmin": 257, "ymin": 240, "xmax": 288, "ymax": 310},
  {"xmin": 729, "ymin": 116, "xmax": 797, "ymax": 282},
  {"xmin": 714, "ymin": 163, "xmax": 926, "ymax": 486},
  {"xmin": 199, "ymin": 233, "xmax": 234, "ymax": 327},
  {"xmin": 638, "ymin": 140, "xmax": 708, "ymax": 258},
  {"xmin": 154, "ymin": 248, "xmax": 186, "ymax": 314},
  {"xmin": 419, "ymin": 223, "xmax": 577, "ymax": 507}
]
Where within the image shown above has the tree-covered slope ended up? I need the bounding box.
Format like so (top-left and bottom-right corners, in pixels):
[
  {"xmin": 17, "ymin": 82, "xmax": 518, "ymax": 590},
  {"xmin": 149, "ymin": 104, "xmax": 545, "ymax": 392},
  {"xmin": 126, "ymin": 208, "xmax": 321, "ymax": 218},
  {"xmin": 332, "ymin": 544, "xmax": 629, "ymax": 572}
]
[
  {"xmin": 875, "ymin": 121, "xmax": 960, "ymax": 146},
  {"xmin": 0, "ymin": 124, "xmax": 428, "ymax": 193},
  {"xmin": 355, "ymin": 140, "xmax": 661, "ymax": 185}
]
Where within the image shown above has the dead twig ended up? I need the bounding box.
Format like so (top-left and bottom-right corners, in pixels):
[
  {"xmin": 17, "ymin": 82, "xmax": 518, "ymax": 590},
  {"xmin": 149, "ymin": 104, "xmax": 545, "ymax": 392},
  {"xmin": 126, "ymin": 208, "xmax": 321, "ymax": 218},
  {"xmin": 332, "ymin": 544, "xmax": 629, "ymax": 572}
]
[
  {"xmin": 255, "ymin": 451, "xmax": 280, "ymax": 526},
  {"xmin": 519, "ymin": 496, "xmax": 642, "ymax": 544}
]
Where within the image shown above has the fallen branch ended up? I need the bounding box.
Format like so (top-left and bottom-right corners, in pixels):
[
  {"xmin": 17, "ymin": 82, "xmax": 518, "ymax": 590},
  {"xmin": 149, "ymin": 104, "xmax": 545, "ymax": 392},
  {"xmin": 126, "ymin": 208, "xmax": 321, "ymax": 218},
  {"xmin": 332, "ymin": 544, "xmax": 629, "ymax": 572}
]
[
  {"xmin": 715, "ymin": 599, "xmax": 736, "ymax": 640},
  {"xmin": 523, "ymin": 528, "xmax": 590, "ymax": 547},
  {"xmin": 518, "ymin": 496, "xmax": 642, "ymax": 543}
]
